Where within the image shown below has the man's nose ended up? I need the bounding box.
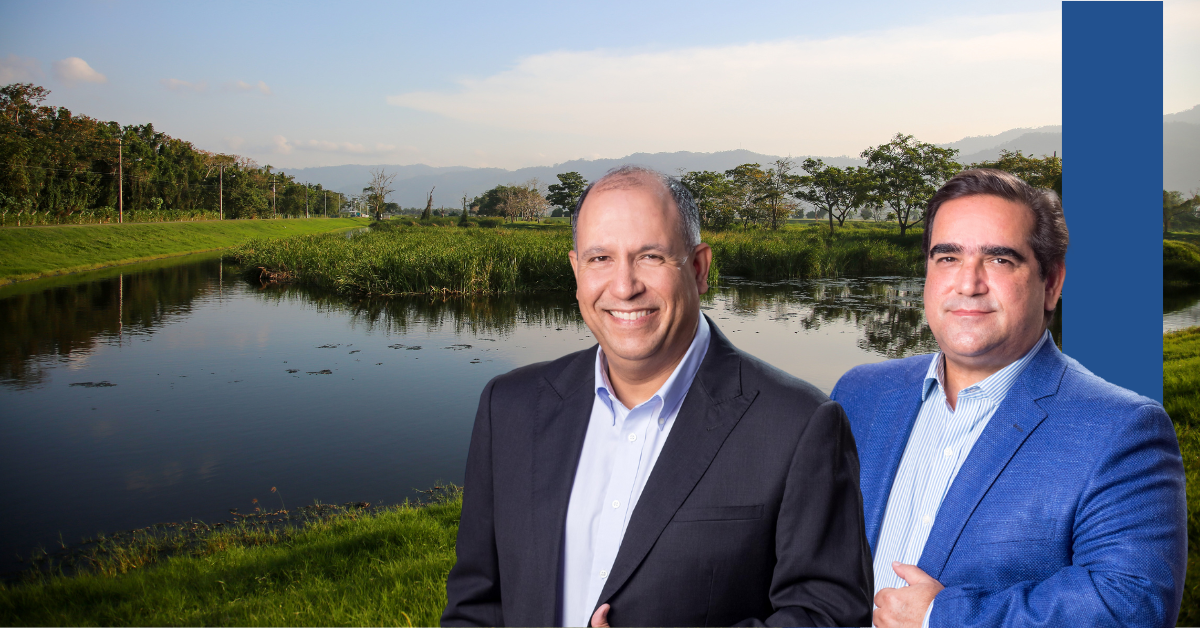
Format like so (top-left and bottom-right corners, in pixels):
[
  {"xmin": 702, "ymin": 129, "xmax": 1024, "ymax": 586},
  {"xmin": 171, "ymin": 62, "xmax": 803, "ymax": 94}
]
[
  {"xmin": 609, "ymin": 258, "xmax": 643, "ymax": 301},
  {"xmin": 954, "ymin": 259, "xmax": 988, "ymax": 295}
]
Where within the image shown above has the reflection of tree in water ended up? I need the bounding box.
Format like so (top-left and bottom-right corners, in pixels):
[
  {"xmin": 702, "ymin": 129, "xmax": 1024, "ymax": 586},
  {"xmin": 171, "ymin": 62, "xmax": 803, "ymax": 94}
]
[
  {"xmin": 1165, "ymin": 285, "xmax": 1200, "ymax": 316},
  {"xmin": 0, "ymin": 259, "xmax": 221, "ymax": 388},
  {"xmin": 708, "ymin": 278, "xmax": 939, "ymax": 358},
  {"xmin": 256, "ymin": 284, "xmax": 588, "ymax": 338}
]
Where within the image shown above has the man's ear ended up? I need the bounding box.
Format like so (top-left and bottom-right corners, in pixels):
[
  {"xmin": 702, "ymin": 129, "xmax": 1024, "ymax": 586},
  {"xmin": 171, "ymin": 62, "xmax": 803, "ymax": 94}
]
[
  {"xmin": 692, "ymin": 243, "xmax": 713, "ymax": 295},
  {"xmin": 1044, "ymin": 261, "xmax": 1065, "ymax": 314}
]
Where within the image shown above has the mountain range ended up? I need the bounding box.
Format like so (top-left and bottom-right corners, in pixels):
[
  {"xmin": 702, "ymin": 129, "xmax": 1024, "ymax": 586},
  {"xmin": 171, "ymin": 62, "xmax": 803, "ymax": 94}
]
[{"xmin": 282, "ymin": 114, "xmax": 1195, "ymax": 207}]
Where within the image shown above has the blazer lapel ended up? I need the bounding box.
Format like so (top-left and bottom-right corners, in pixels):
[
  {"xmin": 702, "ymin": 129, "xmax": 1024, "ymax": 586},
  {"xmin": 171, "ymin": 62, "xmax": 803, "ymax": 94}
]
[
  {"xmin": 595, "ymin": 319, "xmax": 757, "ymax": 607},
  {"xmin": 861, "ymin": 360, "xmax": 929, "ymax": 553},
  {"xmin": 917, "ymin": 341, "xmax": 1068, "ymax": 580},
  {"xmin": 529, "ymin": 347, "xmax": 598, "ymax": 625}
]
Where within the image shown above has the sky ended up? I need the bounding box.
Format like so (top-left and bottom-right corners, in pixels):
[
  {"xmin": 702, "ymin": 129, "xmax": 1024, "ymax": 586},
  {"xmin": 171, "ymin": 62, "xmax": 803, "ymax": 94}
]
[{"xmin": 1, "ymin": 0, "xmax": 1196, "ymax": 170}]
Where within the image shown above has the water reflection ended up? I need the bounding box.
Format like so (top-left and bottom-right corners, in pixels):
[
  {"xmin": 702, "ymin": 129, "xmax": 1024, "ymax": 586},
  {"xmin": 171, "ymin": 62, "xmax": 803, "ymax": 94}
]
[
  {"xmin": 0, "ymin": 257, "xmax": 224, "ymax": 389},
  {"xmin": 1164, "ymin": 284, "xmax": 1200, "ymax": 333}
]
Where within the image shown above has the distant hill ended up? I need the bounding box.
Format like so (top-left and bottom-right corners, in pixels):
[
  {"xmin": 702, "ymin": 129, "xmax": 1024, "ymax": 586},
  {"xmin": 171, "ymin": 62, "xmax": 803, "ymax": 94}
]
[
  {"xmin": 283, "ymin": 150, "xmax": 862, "ymax": 208},
  {"xmin": 939, "ymin": 125, "xmax": 1062, "ymax": 159}
]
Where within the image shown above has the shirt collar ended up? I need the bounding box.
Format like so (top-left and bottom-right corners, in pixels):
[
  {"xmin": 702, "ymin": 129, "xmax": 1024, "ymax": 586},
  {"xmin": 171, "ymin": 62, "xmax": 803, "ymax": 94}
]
[
  {"xmin": 594, "ymin": 313, "xmax": 712, "ymax": 428},
  {"xmin": 922, "ymin": 329, "xmax": 1051, "ymax": 403}
]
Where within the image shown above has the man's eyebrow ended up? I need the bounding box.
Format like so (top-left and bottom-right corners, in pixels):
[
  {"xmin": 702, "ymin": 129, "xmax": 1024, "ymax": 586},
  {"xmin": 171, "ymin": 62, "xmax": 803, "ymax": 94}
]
[
  {"xmin": 982, "ymin": 245, "xmax": 1027, "ymax": 261},
  {"xmin": 578, "ymin": 243, "xmax": 674, "ymax": 257},
  {"xmin": 929, "ymin": 243, "xmax": 962, "ymax": 257}
]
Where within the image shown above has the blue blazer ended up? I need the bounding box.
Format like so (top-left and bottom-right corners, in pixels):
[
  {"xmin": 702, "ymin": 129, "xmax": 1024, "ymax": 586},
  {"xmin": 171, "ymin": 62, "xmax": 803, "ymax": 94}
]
[{"xmin": 831, "ymin": 340, "xmax": 1187, "ymax": 628}]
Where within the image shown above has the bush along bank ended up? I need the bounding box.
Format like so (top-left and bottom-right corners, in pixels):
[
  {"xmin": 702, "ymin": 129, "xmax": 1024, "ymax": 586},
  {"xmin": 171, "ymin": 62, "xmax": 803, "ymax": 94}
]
[{"xmin": 231, "ymin": 223, "xmax": 926, "ymax": 296}]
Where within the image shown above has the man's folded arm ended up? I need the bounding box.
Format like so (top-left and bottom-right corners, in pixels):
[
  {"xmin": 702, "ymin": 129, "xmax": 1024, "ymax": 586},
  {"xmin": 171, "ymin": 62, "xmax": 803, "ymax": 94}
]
[
  {"xmin": 441, "ymin": 379, "xmax": 504, "ymax": 627},
  {"xmin": 740, "ymin": 399, "xmax": 874, "ymax": 627},
  {"xmin": 928, "ymin": 404, "xmax": 1187, "ymax": 628}
]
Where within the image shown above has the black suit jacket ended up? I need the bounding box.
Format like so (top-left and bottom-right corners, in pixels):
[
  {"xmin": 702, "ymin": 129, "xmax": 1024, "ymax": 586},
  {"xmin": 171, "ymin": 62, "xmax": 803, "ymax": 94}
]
[{"xmin": 442, "ymin": 319, "xmax": 873, "ymax": 627}]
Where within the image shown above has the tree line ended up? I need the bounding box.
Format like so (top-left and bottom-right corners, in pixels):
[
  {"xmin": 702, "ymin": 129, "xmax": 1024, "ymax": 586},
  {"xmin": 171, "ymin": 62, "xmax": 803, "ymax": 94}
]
[
  {"xmin": 0, "ymin": 83, "xmax": 346, "ymax": 225},
  {"xmin": 462, "ymin": 134, "xmax": 1063, "ymax": 235}
]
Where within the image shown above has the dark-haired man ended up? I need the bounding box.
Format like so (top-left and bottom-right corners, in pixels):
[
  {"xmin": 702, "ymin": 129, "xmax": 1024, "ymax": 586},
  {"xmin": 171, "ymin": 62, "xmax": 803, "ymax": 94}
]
[
  {"xmin": 832, "ymin": 169, "xmax": 1187, "ymax": 628},
  {"xmin": 442, "ymin": 165, "xmax": 873, "ymax": 627}
]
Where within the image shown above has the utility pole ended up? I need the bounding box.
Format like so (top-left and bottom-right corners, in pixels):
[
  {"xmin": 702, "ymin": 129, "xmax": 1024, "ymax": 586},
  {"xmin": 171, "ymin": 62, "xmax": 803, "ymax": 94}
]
[
  {"xmin": 305, "ymin": 182, "xmax": 309, "ymax": 219},
  {"xmin": 117, "ymin": 137, "xmax": 123, "ymax": 224},
  {"xmin": 219, "ymin": 165, "xmax": 224, "ymax": 220},
  {"xmin": 272, "ymin": 176, "xmax": 277, "ymax": 219},
  {"xmin": 324, "ymin": 191, "xmax": 327, "ymax": 217}
]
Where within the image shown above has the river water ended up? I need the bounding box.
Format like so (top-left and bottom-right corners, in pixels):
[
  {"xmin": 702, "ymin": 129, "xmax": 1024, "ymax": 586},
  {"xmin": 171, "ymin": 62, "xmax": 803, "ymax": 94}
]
[{"xmin": 0, "ymin": 253, "xmax": 1080, "ymax": 577}]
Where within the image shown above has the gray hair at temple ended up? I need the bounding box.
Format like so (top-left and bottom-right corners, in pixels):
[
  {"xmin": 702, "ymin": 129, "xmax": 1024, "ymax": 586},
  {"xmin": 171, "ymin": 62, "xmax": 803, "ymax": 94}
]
[{"xmin": 571, "ymin": 165, "xmax": 701, "ymax": 251}]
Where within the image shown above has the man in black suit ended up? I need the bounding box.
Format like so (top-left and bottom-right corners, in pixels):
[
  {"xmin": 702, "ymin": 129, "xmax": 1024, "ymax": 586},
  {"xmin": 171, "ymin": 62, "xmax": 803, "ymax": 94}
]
[{"xmin": 441, "ymin": 165, "xmax": 872, "ymax": 627}]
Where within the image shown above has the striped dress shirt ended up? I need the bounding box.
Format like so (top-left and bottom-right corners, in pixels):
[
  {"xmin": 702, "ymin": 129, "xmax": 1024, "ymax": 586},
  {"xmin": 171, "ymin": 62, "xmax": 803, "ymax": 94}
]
[{"xmin": 872, "ymin": 330, "xmax": 1051, "ymax": 625}]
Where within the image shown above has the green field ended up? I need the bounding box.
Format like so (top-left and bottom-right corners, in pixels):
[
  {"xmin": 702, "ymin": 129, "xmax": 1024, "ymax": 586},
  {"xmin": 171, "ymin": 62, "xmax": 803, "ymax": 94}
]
[
  {"xmin": 1164, "ymin": 326, "xmax": 1200, "ymax": 627},
  {"xmin": 0, "ymin": 218, "xmax": 370, "ymax": 286},
  {"xmin": 229, "ymin": 221, "xmax": 925, "ymax": 296},
  {"xmin": 0, "ymin": 497, "xmax": 461, "ymax": 626}
]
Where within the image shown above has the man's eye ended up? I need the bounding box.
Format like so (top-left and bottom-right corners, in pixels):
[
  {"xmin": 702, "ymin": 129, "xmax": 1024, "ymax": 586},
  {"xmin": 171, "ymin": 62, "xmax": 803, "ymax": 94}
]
[{"xmin": 590, "ymin": 256, "xmax": 609, "ymax": 263}]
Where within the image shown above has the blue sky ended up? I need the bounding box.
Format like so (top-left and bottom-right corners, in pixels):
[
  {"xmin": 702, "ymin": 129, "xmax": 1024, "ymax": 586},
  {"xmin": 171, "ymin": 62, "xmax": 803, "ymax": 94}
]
[{"xmin": 2, "ymin": 1, "xmax": 1196, "ymax": 169}]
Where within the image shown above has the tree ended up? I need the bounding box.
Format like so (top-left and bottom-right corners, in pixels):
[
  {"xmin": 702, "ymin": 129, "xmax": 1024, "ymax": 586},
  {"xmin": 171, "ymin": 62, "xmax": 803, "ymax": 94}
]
[
  {"xmin": 1164, "ymin": 190, "xmax": 1200, "ymax": 235},
  {"xmin": 762, "ymin": 158, "xmax": 802, "ymax": 230},
  {"xmin": 421, "ymin": 187, "xmax": 435, "ymax": 220},
  {"xmin": 366, "ymin": 168, "xmax": 397, "ymax": 221},
  {"xmin": 861, "ymin": 133, "xmax": 961, "ymax": 236},
  {"xmin": 497, "ymin": 180, "xmax": 549, "ymax": 223},
  {"xmin": 971, "ymin": 149, "xmax": 1063, "ymax": 197},
  {"xmin": 680, "ymin": 170, "xmax": 738, "ymax": 229},
  {"xmin": 459, "ymin": 192, "xmax": 471, "ymax": 224},
  {"xmin": 797, "ymin": 158, "xmax": 860, "ymax": 235},
  {"xmin": 724, "ymin": 163, "xmax": 770, "ymax": 228},
  {"xmin": 546, "ymin": 172, "xmax": 587, "ymax": 221}
]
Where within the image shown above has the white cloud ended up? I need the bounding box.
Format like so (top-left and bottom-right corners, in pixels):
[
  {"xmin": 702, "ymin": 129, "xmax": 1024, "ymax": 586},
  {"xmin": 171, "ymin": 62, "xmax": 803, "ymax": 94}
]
[
  {"xmin": 226, "ymin": 80, "xmax": 272, "ymax": 95},
  {"xmin": 225, "ymin": 136, "xmax": 245, "ymax": 150},
  {"xmin": 161, "ymin": 78, "xmax": 207, "ymax": 93},
  {"xmin": 0, "ymin": 54, "xmax": 42, "ymax": 84},
  {"xmin": 299, "ymin": 140, "xmax": 398, "ymax": 154},
  {"xmin": 387, "ymin": 11, "xmax": 1061, "ymax": 157},
  {"xmin": 272, "ymin": 135, "xmax": 293, "ymax": 154},
  {"xmin": 52, "ymin": 57, "xmax": 107, "ymax": 85},
  {"xmin": 1165, "ymin": 0, "xmax": 1200, "ymax": 113}
]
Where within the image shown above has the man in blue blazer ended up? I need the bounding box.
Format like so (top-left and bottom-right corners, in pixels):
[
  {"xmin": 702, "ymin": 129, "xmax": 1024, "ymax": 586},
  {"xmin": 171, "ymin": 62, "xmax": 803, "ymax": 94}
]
[
  {"xmin": 442, "ymin": 166, "xmax": 872, "ymax": 626},
  {"xmin": 832, "ymin": 169, "xmax": 1187, "ymax": 628}
]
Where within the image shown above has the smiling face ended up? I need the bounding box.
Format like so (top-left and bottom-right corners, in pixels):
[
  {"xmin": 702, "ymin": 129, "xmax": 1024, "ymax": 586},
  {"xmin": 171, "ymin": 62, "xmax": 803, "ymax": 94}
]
[
  {"xmin": 569, "ymin": 178, "xmax": 712, "ymax": 382},
  {"xmin": 924, "ymin": 194, "xmax": 1065, "ymax": 383}
]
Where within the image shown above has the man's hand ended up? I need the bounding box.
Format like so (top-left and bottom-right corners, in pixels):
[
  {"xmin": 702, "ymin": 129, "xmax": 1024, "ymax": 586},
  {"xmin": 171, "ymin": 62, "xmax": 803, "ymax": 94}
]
[
  {"xmin": 590, "ymin": 603, "xmax": 610, "ymax": 627},
  {"xmin": 873, "ymin": 562, "xmax": 944, "ymax": 628}
]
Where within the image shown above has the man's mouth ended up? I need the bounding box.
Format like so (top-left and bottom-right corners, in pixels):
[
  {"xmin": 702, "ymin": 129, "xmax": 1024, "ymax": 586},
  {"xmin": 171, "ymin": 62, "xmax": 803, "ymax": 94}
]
[{"xmin": 608, "ymin": 309, "xmax": 653, "ymax": 321}]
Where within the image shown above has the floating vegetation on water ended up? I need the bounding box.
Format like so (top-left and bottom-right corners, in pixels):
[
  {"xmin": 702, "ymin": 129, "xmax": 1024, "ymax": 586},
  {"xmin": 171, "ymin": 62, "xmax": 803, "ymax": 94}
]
[
  {"xmin": 306, "ymin": 369, "xmax": 333, "ymax": 375},
  {"xmin": 69, "ymin": 381, "xmax": 115, "ymax": 388},
  {"xmin": 316, "ymin": 344, "xmax": 340, "ymax": 348},
  {"xmin": 285, "ymin": 369, "xmax": 299, "ymax": 373}
]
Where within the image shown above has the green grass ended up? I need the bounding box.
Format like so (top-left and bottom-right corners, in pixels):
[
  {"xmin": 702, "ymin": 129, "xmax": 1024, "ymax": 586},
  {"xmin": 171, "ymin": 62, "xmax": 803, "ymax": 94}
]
[
  {"xmin": 1164, "ymin": 239, "xmax": 1200, "ymax": 286},
  {"xmin": 0, "ymin": 496, "xmax": 461, "ymax": 626},
  {"xmin": 1164, "ymin": 326, "xmax": 1200, "ymax": 627},
  {"xmin": 231, "ymin": 223, "xmax": 924, "ymax": 296},
  {"xmin": 0, "ymin": 218, "xmax": 371, "ymax": 286}
]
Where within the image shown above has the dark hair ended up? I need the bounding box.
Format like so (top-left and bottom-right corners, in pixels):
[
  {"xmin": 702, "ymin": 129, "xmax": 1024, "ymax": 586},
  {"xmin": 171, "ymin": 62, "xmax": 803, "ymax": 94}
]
[
  {"xmin": 924, "ymin": 168, "xmax": 1068, "ymax": 279},
  {"xmin": 572, "ymin": 165, "xmax": 701, "ymax": 250},
  {"xmin": 924, "ymin": 168, "xmax": 1068, "ymax": 323}
]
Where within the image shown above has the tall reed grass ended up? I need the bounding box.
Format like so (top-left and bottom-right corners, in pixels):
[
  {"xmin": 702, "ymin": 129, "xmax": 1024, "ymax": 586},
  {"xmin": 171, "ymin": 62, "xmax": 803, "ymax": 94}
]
[{"xmin": 231, "ymin": 223, "xmax": 924, "ymax": 296}]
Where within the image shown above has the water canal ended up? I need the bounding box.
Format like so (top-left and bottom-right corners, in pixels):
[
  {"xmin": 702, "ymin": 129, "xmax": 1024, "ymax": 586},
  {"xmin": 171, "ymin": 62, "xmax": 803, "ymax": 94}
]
[{"xmin": 0, "ymin": 253, "xmax": 1079, "ymax": 577}]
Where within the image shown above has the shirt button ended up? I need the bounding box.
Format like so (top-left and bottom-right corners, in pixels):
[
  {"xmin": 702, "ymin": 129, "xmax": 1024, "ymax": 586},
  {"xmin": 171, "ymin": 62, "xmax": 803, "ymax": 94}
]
[
  {"xmin": 943, "ymin": 447, "xmax": 954, "ymax": 458},
  {"xmin": 922, "ymin": 514, "xmax": 933, "ymax": 525},
  {"xmin": 599, "ymin": 570, "xmax": 608, "ymax": 578},
  {"xmin": 612, "ymin": 500, "xmax": 620, "ymax": 509},
  {"xmin": 658, "ymin": 418, "xmax": 665, "ymax": 426},
  {"xmin": 628, "ymin": 433, "xmax": 637, "ymax": 442}
]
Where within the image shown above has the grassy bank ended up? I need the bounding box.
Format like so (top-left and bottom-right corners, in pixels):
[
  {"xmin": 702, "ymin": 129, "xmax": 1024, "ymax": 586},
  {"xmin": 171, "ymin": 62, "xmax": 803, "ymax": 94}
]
[
  {"xmin": 0, "ymin": 218, "xmax": 370, "ymax": 286},
  {"xmin": 230, "ymin": 222, "xmax": 924, "ymax": 296},
  {"xmin": 1164, "ymin": 239, "xmax": 1200, "ymax": 286},
  {"xmin": 1164, "ymin": 326, "xmax": 1200, "ymax": 626},
  {"xmin": 0, "ymin": 496, "xmax": 460, "ymax": 626}
]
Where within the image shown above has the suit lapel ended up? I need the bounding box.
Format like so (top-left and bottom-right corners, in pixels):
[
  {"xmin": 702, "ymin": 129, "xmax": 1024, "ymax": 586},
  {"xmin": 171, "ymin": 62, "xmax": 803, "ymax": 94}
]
[
  {"xmin": 595, "ymin": 319, "xmax": 757, "ymax": 607},
  {"xmin": 861, "ymin": 366, "xmax": 927, "ymax": 553},
  {"xmin": 529, "ymin": 347, "xmax": 598, "ymax": 625},
  {"xmin": 917, "ymin": 341, "xmax": 1068, "ymax": 580}
]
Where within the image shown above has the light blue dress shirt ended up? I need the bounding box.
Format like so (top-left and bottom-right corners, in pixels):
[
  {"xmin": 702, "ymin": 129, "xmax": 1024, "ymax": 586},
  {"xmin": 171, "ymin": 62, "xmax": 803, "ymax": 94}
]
[
  {"xmin": 560, "ymin": 314, "xmax": 711, "ymax": 627},
  {"xmin": 872, "ymin": 330, "xmax": 1051, "ymax": 627}
]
